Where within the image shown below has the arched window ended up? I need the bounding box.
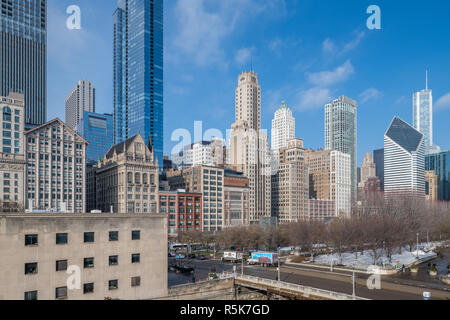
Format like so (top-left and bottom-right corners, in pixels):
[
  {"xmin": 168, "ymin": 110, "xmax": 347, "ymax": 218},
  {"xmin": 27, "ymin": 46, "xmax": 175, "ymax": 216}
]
[
  {"xmin": 135, "ymin": 173, "xmax": 141, "ymax": 185},
  {"xmin": 150, "ymin": 174, "xmax": 155, "ymax": 185},
  {"xmin": 127, "ymin": 172, "xmax": 133, "ymax": 184},
  {"xmin": 143, "ymin": 173, "xmax": 148, "ymax": 185}
]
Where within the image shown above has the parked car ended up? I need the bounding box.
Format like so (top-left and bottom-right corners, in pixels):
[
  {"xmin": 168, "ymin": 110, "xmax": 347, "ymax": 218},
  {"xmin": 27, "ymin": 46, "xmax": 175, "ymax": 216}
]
[
  {"xmin": 168, "ymin": 252, "xmax": 176, "ymax": 258},
  {"xmin": 198, "ymin": 255, "xmax": 207, "ymax": 260},
  {"xmin": 188, "ymin": 254, "xmax": 196, "ymax": 259},
  {"xmin": 175, "ymin": 254, "xmax": 186, "ymax": 259}
]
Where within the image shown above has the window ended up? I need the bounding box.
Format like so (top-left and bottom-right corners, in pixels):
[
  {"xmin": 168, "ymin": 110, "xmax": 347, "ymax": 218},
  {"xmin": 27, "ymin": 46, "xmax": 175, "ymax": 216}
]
[
  {"xmin": 55, "ymin": 287, "xmax": 67, "ymax": 299},
  {"xmin": 109, "ymin": 256, "xmax": 119, "ymax": 266},
  {"xmin": 83, "ymin": 283, "xmax": 94, "ymax": 294},
  {"xmin": 56, "ymin": 260, "xmax": 68, "ymax": 272},
  {"xmin": 25, "ymin": 234, "xmax": 38, "ymax": 246},
  {"xmin": 132, "ymin": 230, "xmax": 140, "ymax": 240},
  {"xmin": 131, "ymin": 254, "xmax": 140, "ymax": 264},
  {"xmin": 56, "ymin": 233, "xmax": 68, "ymax": 245},
  {"xmin": 84, "ymin": 232, "xmax": 94, "ymax": 243},
  {"xmin": 25, "ymin": 263, "xmax": 38, "ymax": 275},
  {"xmin": 109, "ymin": 231, "xmax": 119, "ymax": 241},
  {"xmin": 24, "ymin": 291, "xmax": 38, "ymax": 300},
  {"xmin": 109, "ymin": 280, "xmax": 118, "ymax": 290},
  {"xmin": 131, "ymin": 276, "xmax": 141, "ymax": 287},
  {"xmin": 84, "ymin": 257, "xmax": 94, "ymax": 269}
]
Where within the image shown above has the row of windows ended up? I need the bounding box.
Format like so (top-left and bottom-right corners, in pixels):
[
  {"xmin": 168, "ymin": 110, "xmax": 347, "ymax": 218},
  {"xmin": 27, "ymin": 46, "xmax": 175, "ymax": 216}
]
[
  {"xmin": 24, "ymin": 230, "xmax": 141, "ymax": 246},
  {"xmin": 24, "ymin": 277, "xmax": 141, "ymax": 300}
]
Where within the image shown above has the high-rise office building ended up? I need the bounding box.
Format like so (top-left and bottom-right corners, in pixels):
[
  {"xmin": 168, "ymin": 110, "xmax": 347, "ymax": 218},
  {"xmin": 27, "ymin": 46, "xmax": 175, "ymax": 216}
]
[
  {"xmin": 384, "ymin": 117, "xmax": 425, "ymax": 197},
  {"xmin": 0, "ymin": 0, "xmax": 47, "ymax": 128},
  {"xmin": 271, "ymin": 101, "xmax": 295, "ymax": 153},
  {"xmin": 113, "ymin": 0, "xmax": 163, "ymax": 164},
  {"xmin": 65, "ymin": 80, "xmax": 95, "ymax": 130},
  {"xmin": 271, "ymin": 138, "xmax": 309, "ymax": 223},
  {"xmin": 373, "ymin": 148, "xmax": 385, "ymax": 191},
  {"xmin": 413, "ymin": 72, "xmax": 433, "ymax": 150},
  {"xmin": 77, "ymin": 112, "xmax": 113, "ymax": 163},
  {"xmin": 425, "ymin": 150, "xmax": 450, "ymax": 201},
  {"xmin": 229, "ymin": 71, "xmax": 271, "ymax": 223},
  {"xmin": 359, "ymin": 152, "xmax": 377, "ymax": 189},
  {"xmin": 325, "ymin": 96, "xmax": 357, "ymax": 201}
]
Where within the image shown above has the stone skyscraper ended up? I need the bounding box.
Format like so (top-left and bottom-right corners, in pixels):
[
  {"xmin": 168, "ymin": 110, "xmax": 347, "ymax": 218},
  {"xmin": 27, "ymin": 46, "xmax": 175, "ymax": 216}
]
[
  {"xmin": 228, "ymin": 72, "xmax": 271, "ymax": 223},
  {"xmin": 65, "ymin": 80, "xmax": 95, "ymax": 130},
  {"xmin": 113, "ymin": 0, "xmax": 163, "ymax": 164},
  {"xmin": 325, "ymin": 96, "xmax": 357, "ymax": 201},
  {"xmin": 271, "ymin": 101, "xmax": 295, "ymax": 153},
  {"xmin": 0, "ymin": 0, "xmax": 47, "ymax": 128}
]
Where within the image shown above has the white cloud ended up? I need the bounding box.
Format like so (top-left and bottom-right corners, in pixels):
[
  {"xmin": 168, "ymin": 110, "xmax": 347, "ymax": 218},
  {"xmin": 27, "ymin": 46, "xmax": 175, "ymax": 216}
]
[
  {"xmin": 170, "ymin": 0, "xmax": 286, "ymax": 67},
  {"xmin": 307, "ymin": 60, "xmax": 355, "ymax": 87},
  {"xmin": 296, "ymin": 87, "xmax": 332, "ymax": 111},
  {"xmin": 322, "ymin": 30, "xmax": 366, "ymax": 55},
  {"xmin": 359, "ymin": 88, "xmax": 382, "ymax": 104},
  {"xmin": 342, "ymin": 30, "xmax": 366, "ymax": 53},
  {"xmin": 322, "ymin": 38, "xmax": 335, "ymax": 53},
  {"xmin": 435, "ymin": 93, "xmax": 450, "ymax": 110}
]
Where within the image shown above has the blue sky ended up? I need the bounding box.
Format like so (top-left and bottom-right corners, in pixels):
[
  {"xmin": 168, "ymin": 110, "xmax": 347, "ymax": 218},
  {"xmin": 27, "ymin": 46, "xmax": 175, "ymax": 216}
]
[{"xmin": 47, "ymin": 0, "xmax": 450, "ymax": 165}]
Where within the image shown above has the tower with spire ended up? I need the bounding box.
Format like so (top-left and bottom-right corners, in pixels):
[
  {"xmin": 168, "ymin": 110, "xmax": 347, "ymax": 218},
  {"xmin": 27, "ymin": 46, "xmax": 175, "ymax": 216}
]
[{"xmin": 413, "ymin": 71, "xmax": 435, "ymax": 152}]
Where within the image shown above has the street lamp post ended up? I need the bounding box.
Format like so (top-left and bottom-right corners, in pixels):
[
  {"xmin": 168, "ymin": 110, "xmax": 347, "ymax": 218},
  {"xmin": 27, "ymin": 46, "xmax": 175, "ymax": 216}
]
[
  {"xmin": 241, "ymin": 247, "xmax": 244, "ymax": 276},
  {"xmin": 416, "ymin": 233, "xmax": 419, "ymax": 259},
  {"xmin": 352, "ymin": 270, "xmax": 356, "ymax": 300}
]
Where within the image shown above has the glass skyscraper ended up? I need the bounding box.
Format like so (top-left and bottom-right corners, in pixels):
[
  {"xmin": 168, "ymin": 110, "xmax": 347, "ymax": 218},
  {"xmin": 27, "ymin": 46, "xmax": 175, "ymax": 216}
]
[
  {"xmin": 413, "ymin": 74, "xmax": 433, "ymax": 149},
  {"xmin": 325, "ymin": 96, "xmax": 358, "ymax": 201},
  {"xmin": 0, "ymin": 0, "xmax": 47, "ymax": 128},
  {"xmin": 77, "ymin": 112, "xmax": 113, "ymax": 164},
  {"xmin": 425, "ymin": 151, "xmax": 450, "ymax": 201},
  {"xmin": 113, "ymin": 0, "xmax": 163, "ymax": 164}
]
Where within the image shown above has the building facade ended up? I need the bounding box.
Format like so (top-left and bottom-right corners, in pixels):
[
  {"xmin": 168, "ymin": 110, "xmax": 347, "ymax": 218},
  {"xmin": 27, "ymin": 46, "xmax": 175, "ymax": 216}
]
[
  {"xmin": 0, "ymin": 213, "xmax": 168, "ymax": 300},
  {"xmin": 308, "ymin": 199, "xmax": 335, "ymax": 222},
  {"xmin": 425, "ymin": 170, "xmax": 438, "ymax": 201},
  {"xmin": 76, "ymin": 112, "xmax": 113, "ymax": 164},
  {"xmin": 65, "ymin": 80, "xmax": 95, "ymax": 130},
  {"xmin": 235, "ymin": 71, "xmax": 261, "ymax": 131},
  {"xmin": 25, "ymin": 119, "xmax": 88, "ymax": 213},
  {"xmin": 271, "ymin": 102, "xmax": 295, "ymax": 153},
  {"xmin": 271, "ymin": 138, "xmax": 309, "ymax": 223},
  {"xmin": 0, "ymin": 93, "xmax": 26, "ymax": 211},
  {"xmin": 159, "ymin": 191, "xmax": 202, "ymax": 236},
  {"xmin": 224, "ymin": 169, "xmax": 249, "ymax": 227},
  {"xmin": 304, "ymin": 149, "xmax": 351, "ymax": 217},
  {"xmin": 384, "ymin": 117, "xmax": 425, "ymax": 197},
  {"xmin": 113, "ymin": 0, "xmax": 164, "ymax": 164},
  {"xmin": 96, "ymin": 134, "xmax": 159, "ymax": 214},
  {"xmin": 373, "ymin": 148, "xmax": 385, "ymax": 191},
  {"xmin": 0, "ymin": 0, "xmax": 47, "ymax": 128},
  {"xmin": 425, "ymin": 150, "xmax": 450, "ymax": 201},
  {"xmin": 325, "ymin": 96, "xmax": 357, "ymax": 202},
  {"xmin": 167, "ymin": 165, "xmax": 225, "ymax": 232}
]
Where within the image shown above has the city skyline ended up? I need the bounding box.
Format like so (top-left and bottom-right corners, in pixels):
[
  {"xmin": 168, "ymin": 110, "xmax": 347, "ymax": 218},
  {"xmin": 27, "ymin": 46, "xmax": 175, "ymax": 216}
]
[{"xmin": 46, "ymin": 0, "xmax": 450, "ymax": 165}]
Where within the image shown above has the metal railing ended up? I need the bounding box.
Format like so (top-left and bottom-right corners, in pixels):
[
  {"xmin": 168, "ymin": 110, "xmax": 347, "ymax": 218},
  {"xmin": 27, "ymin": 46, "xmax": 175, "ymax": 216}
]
[{"xmin": 234, "ymin": 274, "xmax": 369, "ymax": 300}]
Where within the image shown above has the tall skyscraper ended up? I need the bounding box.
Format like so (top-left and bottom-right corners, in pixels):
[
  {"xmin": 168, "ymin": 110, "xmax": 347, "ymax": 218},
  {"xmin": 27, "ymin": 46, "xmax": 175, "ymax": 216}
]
[
  {"xmin": 76, "ymin": 112, "xmax": 113, "ymax": 164},
  {"xmin": 113, "ymin": 0, "xmax": 164, "ymax": 164},
  {"xmin": 271, "ymin": 101, "xmax": 295, "ymax": 153},
  {"xmin": 325, "ymin": 96, "xmax": 357, "ymax": 201},
  {"xmin": 413, "ymin": 72, "xmax": 433, "ymax": 150},
  {"xmin": 65, "ymin": 80, "xmax": 95, "ymax": 130},
  {"xmin": 229, "ymin": 71, "xmax": 271, "ymax": 223},
  {"xmin": 235, "ymin": 71, "xmax": 261, "ymax": 130},
  {"xmin": 384, "ymin": 117, "xmax": 425, "ymax": 197},
  {"xmin": 359, "ymin": 152, "xmax": 376, "ymax": 189},
  {"xmin": 0, "ymin": 0, "xmax": 47, "ymax": 128}
]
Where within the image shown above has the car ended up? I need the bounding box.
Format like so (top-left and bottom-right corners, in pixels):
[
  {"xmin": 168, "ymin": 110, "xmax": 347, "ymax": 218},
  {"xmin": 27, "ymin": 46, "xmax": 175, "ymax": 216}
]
[
  {"xmin": 198, "ymin": 255, "xmax": 207, "ymax": 260},
  {"xmin": 168, "ymin": 252, "xmax": 176, "ymax": 258},
  {"xmin": 187, "ymin": 254, "xmax": 196, "ymax": 259},
  {"xmin": 175, "ymin": 254, "xmax": 186, "ymax": 259}
]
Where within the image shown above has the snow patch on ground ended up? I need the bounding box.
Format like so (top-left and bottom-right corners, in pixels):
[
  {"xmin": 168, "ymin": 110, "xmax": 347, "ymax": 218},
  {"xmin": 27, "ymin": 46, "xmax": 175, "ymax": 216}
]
[{"xmin": 306, "ymin": 242, "xmax": 439, "ymax": 271}]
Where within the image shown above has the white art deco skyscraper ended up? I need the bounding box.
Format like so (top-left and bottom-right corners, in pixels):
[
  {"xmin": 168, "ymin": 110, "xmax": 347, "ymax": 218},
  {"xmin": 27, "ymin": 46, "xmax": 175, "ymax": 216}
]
[
  {"xmin": 65, "ymin": 80, "xmax": 95, "ymax": 130},
  {"xmin": 271, "ymin": 101, "xmax": 295, "ymax": 153}
]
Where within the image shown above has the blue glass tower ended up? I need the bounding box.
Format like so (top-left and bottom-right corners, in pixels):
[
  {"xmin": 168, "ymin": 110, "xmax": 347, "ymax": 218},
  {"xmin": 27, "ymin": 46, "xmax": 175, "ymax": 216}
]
[
  {"xmin": 113, "ymin": 0, "xmax": 163, "ymax": 164},
  {"xmin": 425, "ymin": 151, "xmax": 450, "ymax": 201},
  {"xmin": 77, "ymin": 112, "xmax": 113, "ymax": 164},
  {"xmin": 0, "ymin": 0, "xmax": 47, "ymax": 128}
]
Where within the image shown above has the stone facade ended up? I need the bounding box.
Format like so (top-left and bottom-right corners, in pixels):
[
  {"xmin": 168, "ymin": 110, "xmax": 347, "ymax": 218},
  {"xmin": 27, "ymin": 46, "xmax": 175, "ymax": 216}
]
[
  {"xmin": 96, "ymin": 134, "xmax": 159, "ymax": 214},
  {"xmin": 224, "ymin": 169, "xmax": 249, "ymax": 227},
  {"xmin": 0, "ymin": 213, "xmax": 168, "ymax": 300},
  {"xmin": 0, "ymin": 93, "xmax": 26, "ymax": 211}
]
